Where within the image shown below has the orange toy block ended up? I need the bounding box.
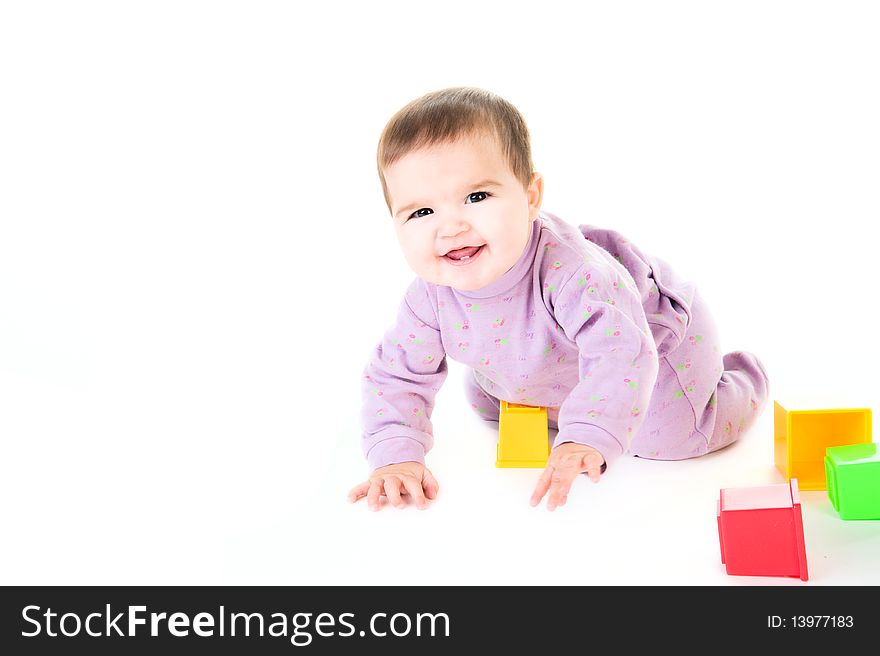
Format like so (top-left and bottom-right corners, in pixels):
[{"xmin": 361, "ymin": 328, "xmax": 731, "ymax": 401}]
[{"xmin": 774, "ymin": 401, "xmax": 872, "ymax": 490}]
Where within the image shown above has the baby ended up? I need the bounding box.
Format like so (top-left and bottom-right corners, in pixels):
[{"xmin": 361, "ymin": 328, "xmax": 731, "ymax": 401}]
[{"xmin": 348, "ymin": 87, "xmax": 769, "ymax": 511}]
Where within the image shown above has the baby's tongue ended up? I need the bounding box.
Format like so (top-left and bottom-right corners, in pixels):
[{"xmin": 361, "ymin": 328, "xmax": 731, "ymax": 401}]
[{"xmin": 446, "ymin": 246, "xmax": 481, "ymax": 260}]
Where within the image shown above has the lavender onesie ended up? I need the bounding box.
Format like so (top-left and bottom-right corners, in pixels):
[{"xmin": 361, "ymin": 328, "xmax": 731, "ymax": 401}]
[{"xmin": 361, "ymin": 211, "xmax": 768, "ymax": 471}]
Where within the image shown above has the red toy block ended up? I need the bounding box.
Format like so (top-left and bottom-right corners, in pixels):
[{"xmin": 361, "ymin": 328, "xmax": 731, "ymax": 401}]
[{"xmin": 716, "ymin": 479, "xmax": 809, "ymax": 581}]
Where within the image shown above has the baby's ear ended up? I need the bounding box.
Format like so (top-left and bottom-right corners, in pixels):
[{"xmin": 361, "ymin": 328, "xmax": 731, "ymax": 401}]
[{"xmin": 527, "ymin": 172, "xmax": 544, "ymax": 218}]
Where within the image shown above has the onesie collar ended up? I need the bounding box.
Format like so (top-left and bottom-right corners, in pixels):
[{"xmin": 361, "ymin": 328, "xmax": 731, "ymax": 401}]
[{"xmin": 452, "ymin": 216, "xmax": 541, "ymax": 299}]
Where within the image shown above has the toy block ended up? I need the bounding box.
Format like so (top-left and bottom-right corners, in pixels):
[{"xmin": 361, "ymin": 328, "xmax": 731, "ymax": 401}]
[
  {"xmin": 496, "ymin": 400, "xmax": 550, "ymax": 468},
  {"xmin": 716, "ymin": 479, "xmax": 808, "ymax": 581},
  {"xmin": 774, "ymin": 401, "xmax": 872, "ymax": 490},
  {"xmin": 825, "ymin": 443, "xmax": 880, "ymax": 520}
]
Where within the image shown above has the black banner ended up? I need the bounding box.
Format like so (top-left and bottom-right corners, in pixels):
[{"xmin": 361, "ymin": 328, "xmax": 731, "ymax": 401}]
[{"xmin": 0, "ymin": 586, "xmax": 870, "ymax": 653}]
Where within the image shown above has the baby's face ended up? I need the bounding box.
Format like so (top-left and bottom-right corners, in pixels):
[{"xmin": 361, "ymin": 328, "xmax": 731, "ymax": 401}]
[{"xmin": 384, "ymin": 132, "xmax": 543, "ymax": 291}]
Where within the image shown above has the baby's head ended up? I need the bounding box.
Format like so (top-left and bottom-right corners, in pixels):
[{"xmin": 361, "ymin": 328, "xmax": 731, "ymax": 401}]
[{"xmin": 377, "ymin": 87, "xmax": 544, "ymax": 291}]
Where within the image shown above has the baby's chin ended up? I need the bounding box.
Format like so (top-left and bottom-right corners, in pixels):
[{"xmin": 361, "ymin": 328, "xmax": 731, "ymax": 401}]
[{"xmin": 413, "ymin": 258, "xmax": 514, "ymax": 291}]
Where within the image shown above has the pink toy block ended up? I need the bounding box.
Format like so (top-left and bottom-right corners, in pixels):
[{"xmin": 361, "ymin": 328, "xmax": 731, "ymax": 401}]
[{"xmin": 716, "ymin": 479, "xmax": 809, "ymax": 581}]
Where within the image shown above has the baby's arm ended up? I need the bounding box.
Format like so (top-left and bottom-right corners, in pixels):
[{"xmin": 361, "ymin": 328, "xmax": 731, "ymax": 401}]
[
  {"xmin": 354, "ymin": 279, "xmax": 448, "ymax": 509},
  {"xmin": 531, "ymin": 262, "xmax": 659, "ymax": 509}
]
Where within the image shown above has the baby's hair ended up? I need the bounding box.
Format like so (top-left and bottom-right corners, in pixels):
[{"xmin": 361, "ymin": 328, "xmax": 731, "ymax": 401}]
[{"xmin": 376, "ymin": 86, "xmax": 535, "ymax": 214}]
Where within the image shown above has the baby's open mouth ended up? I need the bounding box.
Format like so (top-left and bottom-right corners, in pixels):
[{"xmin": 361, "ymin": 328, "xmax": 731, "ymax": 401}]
[{"xmin": 444, "ymin": 245, "xmax": 483, "ymax": 262}]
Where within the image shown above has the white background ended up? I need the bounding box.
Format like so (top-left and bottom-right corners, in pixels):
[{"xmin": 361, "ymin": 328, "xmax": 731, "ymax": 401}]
[{"xmin": 1, "ymin": 1, "xmax": 878, "ymax": 586}]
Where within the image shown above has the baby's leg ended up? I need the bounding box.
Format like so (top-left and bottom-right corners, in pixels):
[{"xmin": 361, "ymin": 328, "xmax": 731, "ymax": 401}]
[
  {"xmin": 464, "ymin": 368, "xmax": 500, "ymax": 422},
  {"xmin": 705, "ymin": 350, "xmax": 769, "ymax": 453},
  {"xmin": 629, "ymin": 293, "xmax": 769, "ymax": 459},
  {"xmin": 464, "ymin": 369, "xmax": 562, "ymax": 429}
]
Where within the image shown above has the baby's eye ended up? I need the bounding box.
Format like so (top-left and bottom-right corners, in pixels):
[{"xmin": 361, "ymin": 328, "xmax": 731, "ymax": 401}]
[
  {"xmin": 467, "ymin": 191, "xmax": 491, "ymax": 203},
  {"xmin": 409, "ymin": 208, "xmax": 433, "ymax": 219}
]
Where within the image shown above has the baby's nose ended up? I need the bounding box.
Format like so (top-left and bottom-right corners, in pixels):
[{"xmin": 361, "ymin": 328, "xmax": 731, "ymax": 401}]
[{"xmin": 437, "ymin": 213, "xmax": 470, "ymax": 237}]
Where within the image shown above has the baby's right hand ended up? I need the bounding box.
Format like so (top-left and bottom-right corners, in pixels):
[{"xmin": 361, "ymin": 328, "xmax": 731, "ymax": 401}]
[{"xmin": 347, "ymin": 461, "xmax": 439, "ymax": 511}]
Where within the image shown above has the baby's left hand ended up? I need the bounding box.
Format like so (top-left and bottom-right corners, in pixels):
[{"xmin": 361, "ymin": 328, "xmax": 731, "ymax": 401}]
[{"xmin": 530, "ymin": 442, "xmax": 606, "ymax": 511}]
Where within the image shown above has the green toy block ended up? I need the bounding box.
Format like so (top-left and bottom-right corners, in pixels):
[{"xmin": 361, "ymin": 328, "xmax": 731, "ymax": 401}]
[{"xmin": 824, "ymin": 443, "xmax": 880, "ymax": 520}]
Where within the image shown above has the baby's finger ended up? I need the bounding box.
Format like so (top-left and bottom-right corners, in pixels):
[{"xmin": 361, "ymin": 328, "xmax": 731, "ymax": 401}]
[
  {"xmin": 530, "ymin": 466, "xmax": 554, "ymax": 507},
  {"xmin": 423, "ymin": 470, "xmax": 440, "ymax": 500},
  {"xmin": 348, "ymin": 481, "xmax": 370, "ymax": 503},
  {"xmin": 366, "ymin": 480, "xmax": 384, "ymax": 511},
  {"xmin": 546, "ymin": 463, "xmax": 579, "ymax": 511},
  {"xmin": 384, "ymin": 477, "xmax": 404, "ymax": 508},
  {"xmin": 401, "ymin": 476, "xmax": 428, "ymax": 509},
  {"xmin": 583, "ymin": 457, "xmax": 604, "ymax": 483}
]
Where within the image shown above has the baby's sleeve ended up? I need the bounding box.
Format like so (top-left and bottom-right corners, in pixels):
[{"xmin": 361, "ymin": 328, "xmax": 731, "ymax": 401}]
[
  {"xmin": 361, "ymin": 279, "xmax": 448, "ymax": 470},
  {"xmin": 551, "ymin": 263, "xmax": 659, "ymax": 467}
]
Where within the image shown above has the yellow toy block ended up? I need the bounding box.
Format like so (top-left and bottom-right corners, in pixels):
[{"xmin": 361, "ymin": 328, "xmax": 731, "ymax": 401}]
[
  {"xmin": 496, "ymin": 400, "xmax": 550, "ymax": 468},
  {"xmin": 774, "ymin": 401, "xmax": 872, "ymax": 490}
]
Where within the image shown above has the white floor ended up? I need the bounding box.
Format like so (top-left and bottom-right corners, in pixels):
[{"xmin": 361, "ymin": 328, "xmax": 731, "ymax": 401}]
[{"xmin": 2, "ymin": 357, "xmax": 877, "ymax": 586}]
